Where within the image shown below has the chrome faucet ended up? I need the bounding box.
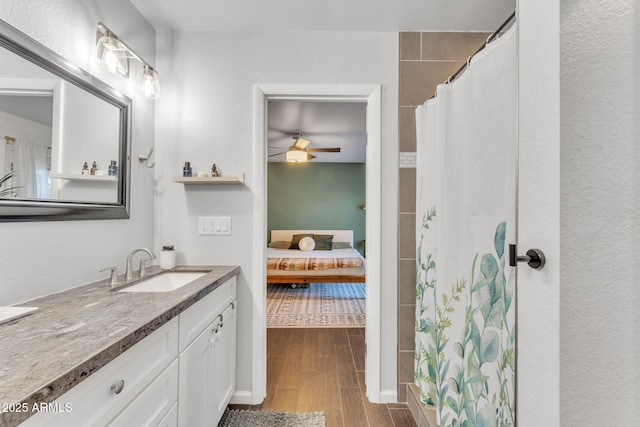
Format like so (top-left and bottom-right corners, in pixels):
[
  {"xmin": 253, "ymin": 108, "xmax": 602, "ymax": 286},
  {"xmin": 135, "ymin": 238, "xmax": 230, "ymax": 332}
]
[{"xmin": 125, "ymin": 248, "xmax": 156, "ymax": 280}]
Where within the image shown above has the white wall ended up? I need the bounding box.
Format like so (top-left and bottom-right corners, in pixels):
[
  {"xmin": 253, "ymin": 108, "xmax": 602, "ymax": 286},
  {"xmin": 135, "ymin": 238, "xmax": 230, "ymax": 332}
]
[
  {"xmin": 517, "ymin": 0, "xmax": 560, "ymax": 425},
  {"xmin": 519, "ymin": 1, "xmax": 640, "ymax": 425},
  {"xmin": 560, "ymin": 0, "xmax": 639, "ymax": 424},
  {"xmin": 154, "ymin": 30, "xmax": 398, "ymax": 400},
  {"xmin": 0, "ymin": 0, "xmax": 157, "ymax": 306},
  {"xmin": 58, "ymin": 80, "xmax": 120, "ymax": 175}
]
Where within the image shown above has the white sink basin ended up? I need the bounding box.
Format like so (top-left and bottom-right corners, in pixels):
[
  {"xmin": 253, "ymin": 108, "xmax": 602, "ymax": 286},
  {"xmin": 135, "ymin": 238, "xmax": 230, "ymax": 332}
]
[
  {"xmin": 0, "ymin": 306, "xmax": 38, "ymax": 325},
  {"xmin": 118, "ymin": 272, "xmax": 207, "ymax": 293}
]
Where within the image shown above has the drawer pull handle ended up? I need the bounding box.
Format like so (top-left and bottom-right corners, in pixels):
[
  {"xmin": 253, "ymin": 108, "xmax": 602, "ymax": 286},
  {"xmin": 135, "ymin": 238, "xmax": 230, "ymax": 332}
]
[
  {"xmin": 111, "ymin": 380, "xmax": 125, "ymax": 395},
  {"xmin": 212, "ymin": 322, "xmax": 223, "ymax": 334}
]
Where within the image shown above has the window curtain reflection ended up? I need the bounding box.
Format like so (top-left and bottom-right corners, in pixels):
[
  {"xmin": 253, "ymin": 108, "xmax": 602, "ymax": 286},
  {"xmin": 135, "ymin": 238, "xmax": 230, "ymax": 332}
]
[{"xmin": 15, "ymin": 140, "xmax": 49, "ymax": 199}]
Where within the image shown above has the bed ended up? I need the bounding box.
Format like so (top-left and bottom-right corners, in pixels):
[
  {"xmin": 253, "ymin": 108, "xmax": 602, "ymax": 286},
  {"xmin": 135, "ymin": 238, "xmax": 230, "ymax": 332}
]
[{"xmin": 266, "ymin": 229, "xmax": 366, "ymax": 284}]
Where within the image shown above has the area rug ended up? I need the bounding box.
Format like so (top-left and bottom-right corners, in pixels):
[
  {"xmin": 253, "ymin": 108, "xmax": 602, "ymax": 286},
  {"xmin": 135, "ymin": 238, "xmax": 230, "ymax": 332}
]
[
  {"xmin": 267, "ymin": 283, "xmax": 365, "ymax": 328},
  {"xmin": 218, "ymin": 409, "xmax": 326, "ymax": 426}
]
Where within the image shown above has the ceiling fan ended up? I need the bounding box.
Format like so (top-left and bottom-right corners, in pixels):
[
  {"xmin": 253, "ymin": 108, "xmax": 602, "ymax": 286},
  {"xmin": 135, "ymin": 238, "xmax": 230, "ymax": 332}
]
[{"xmin": 268, "ymin": 133, "xmax": 341, "ymax": 163}]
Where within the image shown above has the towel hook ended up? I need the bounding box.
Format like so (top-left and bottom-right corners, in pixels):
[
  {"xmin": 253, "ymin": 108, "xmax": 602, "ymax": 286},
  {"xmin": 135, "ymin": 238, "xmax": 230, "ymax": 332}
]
[
  {"xmin": 509, "ymin": 244, "xmax": 546, "ymax": 270},
  {"xmin": 138, "ymin": 147, "xmax": 155, "ymax": 168}
]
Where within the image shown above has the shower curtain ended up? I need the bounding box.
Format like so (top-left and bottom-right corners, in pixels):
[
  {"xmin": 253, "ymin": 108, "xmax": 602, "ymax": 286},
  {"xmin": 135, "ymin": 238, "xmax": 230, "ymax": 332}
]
[
  {"xmin": 14, "ymin": 140, "xmax": 50, "ymax": 199},
  {"xmin": 415, "ymin": 27, "xmax": 517, "ymax": 426}
]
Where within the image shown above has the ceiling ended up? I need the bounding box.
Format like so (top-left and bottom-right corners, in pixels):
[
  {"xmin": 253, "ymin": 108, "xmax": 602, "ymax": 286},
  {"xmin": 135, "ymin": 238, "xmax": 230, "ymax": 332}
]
[
  {"xmin": 129, "ymin": 0, "xmax": 516, "ymax": 32},
  {"xmin": 0, "ymin": 95, "xmax": 53, "ymax": 127},
  {"xmin": 129, "ymin": 0, "xmax": 516, "ymax": 164},
  {"xmin": 267, "ymin": 100, "xmax": 366, "ymax": 163}
]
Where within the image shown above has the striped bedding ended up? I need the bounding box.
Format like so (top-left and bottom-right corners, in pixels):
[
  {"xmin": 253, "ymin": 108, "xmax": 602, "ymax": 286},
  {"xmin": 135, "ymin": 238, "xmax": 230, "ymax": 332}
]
[{"xmin": 267, "ymin": 247, "xmax": 365, "ymax": 271}]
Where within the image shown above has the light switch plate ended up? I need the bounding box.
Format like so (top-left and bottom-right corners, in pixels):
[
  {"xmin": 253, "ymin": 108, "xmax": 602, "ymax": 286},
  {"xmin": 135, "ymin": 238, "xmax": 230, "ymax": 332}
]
[{"xmin": 198, "ymin": 216, "xmax": 231, "ymax": 235}]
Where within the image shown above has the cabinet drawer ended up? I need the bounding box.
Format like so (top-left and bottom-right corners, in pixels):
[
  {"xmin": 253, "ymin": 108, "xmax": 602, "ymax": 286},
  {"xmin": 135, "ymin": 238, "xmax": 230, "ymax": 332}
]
[
  {"xmin": 107, "ymin": 360, "xmax": 178, "ymax": 427},
  {"xmin": 179, "ymin": 276, "xmax": 235, "ymax": 351},
  {"xmin": 20, "ymin": 317, "xmax": 178, "ymax": 427}
]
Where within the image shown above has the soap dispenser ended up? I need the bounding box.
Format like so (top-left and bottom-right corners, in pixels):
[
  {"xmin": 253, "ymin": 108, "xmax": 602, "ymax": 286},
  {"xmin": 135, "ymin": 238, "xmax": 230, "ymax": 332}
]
[{"xmin": 160, "ymin": 245, "xmax": 176, "ymax": 269}]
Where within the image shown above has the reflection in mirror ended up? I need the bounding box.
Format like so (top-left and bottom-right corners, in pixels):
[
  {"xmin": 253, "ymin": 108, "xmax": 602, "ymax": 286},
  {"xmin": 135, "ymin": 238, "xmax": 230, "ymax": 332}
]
[
  {"xmin": 0, "ymin": 18, "xmax": 131, "ymax": 221},
  {"xmin": 1, "ymin": 91, "xmax": 52, "ymax": 199}
]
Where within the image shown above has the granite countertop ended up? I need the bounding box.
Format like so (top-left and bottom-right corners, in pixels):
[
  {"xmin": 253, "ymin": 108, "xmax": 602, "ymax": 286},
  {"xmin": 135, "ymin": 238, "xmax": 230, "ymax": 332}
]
[{"xmin": 0, "ymin": 265, "xmax": 240, "ymax": 427}]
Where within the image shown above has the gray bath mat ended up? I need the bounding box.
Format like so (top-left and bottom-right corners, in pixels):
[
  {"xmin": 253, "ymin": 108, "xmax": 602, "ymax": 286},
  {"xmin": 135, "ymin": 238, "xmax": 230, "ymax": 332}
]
[{"xmin": 218, "ymin": 409, "xmax": 326, "ymax": 427}]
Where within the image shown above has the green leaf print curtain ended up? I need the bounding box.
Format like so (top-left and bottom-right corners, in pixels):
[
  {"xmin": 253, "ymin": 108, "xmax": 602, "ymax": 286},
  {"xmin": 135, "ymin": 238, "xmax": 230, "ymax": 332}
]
[{"xmin": 415, "ymin": 27, "xmax": 517, "ymax": 427}]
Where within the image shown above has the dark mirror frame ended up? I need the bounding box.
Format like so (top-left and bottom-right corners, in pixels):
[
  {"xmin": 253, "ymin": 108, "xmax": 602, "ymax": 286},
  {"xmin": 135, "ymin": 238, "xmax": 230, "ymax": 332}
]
[{"xmin": 0, "ymin": 19, "xmax": 131, "ymax": 222}]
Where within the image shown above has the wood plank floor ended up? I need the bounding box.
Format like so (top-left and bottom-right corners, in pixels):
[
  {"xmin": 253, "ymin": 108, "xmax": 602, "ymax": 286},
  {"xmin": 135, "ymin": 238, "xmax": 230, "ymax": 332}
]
[{"xmin": 229, "ymin": 328, "xmax": 417, "ymax": 427}]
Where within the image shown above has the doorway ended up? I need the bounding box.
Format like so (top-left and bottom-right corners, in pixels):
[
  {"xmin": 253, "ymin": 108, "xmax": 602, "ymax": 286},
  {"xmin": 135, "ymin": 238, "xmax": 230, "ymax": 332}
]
[
  {"xmin": 266, "ymin": 99, "xmax": 366, "ymax": 330},
  {"xmin": 252, "ymin": 84, "xmax": 383, "ymax": 403}
]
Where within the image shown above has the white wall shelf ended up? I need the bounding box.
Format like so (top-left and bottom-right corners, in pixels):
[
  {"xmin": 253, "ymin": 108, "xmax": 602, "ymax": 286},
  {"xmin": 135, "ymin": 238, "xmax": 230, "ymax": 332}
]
[
  {"xmin": 172, "ymin": 173, "xmax": 244, "ymax": 185},
  {"xmin": 50, "ymin": 173, "xmax": 117, "ymax": 183}
]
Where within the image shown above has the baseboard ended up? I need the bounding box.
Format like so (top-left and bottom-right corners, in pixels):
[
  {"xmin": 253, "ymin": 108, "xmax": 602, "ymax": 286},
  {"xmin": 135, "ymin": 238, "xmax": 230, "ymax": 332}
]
[
  {"xmin": 230, "ymin": 390, "xmax": 253, "ymax": 405},
  {"xmin": 379, "ymin": 389, "xmax": 398, "ymax": 404}
]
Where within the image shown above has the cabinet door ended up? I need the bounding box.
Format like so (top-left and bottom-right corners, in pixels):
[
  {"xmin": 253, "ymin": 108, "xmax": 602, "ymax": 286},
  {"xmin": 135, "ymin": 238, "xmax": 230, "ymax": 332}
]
[
  {"xmin": 211, "ymin": 301, "xmax": 237, "ymax": 425},
  {"xmin": 19, "ymin": 318, "xmax": 178, "ymax": 427},
  {"xmin": 107, "ymin": 360, "xmax": 178, "ymax": 427},
  {"xmin": 177, "ymin": 315, "xmax": 221, "ymax": 427}
]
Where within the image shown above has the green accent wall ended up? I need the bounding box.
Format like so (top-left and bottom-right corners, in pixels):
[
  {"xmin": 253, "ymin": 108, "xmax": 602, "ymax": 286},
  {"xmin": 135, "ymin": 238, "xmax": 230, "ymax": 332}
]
[{"xmin": 268, "ymin": 162, "xmax": 366, "ymax": 255}]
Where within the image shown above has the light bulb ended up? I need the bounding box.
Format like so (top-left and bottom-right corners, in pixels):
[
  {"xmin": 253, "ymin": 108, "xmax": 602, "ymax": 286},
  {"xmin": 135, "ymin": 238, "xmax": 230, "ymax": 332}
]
[
  {"xmin": 96, "ymin": 34, "xmax": 128, "ymax": 76},
  {"xmin": 135, "ymin": 65, "xmax": 160, "ymax": 99}
]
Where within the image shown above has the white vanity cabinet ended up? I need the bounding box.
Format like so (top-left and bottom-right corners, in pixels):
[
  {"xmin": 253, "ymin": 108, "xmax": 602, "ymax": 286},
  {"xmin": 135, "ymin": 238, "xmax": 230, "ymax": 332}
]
[
  {"xmin": 211, "ymin": 301, "xmax": 237, "ymax": 422},
  {"xmin": 20, "ymin": 317, "xmax": 179, "ymax": 427},
  {"xmin": 19, "ymin": 275, "xmax": 237, "ymax": 427},
  {"xmin": 178, "ymin": 277, "xmax": 236, "ymax": 427}
]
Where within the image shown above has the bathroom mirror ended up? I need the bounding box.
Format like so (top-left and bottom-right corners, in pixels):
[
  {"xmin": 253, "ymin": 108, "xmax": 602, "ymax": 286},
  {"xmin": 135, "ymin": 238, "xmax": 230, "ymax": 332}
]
[{"xmin": 0, "ymin": 18, "xmax": 131, "ymax": 221}]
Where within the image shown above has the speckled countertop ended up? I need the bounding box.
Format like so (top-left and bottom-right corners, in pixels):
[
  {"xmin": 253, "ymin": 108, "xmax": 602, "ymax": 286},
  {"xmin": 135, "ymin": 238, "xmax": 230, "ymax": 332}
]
[{"xmin": 0, "ymin": 265, "xmax": 240, "ymax": 427}]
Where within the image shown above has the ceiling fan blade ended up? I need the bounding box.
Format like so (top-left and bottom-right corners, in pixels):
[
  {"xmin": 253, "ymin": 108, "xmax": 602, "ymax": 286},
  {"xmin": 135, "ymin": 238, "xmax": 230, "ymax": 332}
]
[
  {"xmin": 268, "ymin": 152, "xmax": 286, "ymax": 158},
  {"xmin": 307, "ymin": 153, "xmax": 316, "ymax": 160},
  {"xmin": 305, "ymin": 147, "xmax": 341, "ymax": 153},
  {"xmin": 294, "ymin": 137, "xmax": 311, "ymax": 149}
]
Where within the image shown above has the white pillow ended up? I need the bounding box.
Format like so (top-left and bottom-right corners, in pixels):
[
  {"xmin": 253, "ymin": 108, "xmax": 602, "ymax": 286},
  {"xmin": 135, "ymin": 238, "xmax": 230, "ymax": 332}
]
[{"xmin": 298, "ymin": 236, "xmax": 315, "ymax": 252}]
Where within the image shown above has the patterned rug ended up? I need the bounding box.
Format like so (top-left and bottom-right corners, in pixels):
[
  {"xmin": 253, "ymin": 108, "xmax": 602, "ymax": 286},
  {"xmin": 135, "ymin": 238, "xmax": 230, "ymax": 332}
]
[
  {"xmin": 267, "ymin": 283, "xmax": 365, "ymax": 328},
  {"xmin": 219, "ymin": 409, "xmax": 325, "ymax": 426}
]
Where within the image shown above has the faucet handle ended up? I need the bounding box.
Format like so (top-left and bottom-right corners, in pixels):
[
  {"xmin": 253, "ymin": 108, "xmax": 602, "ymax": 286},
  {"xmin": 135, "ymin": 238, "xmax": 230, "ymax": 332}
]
[
  {"xmin": 100, "ymin": 266, "xmax": 120, "ymax": 286},
  {"xmin": 139, "ymin": 259, "xmax": 152, "ymax": 278}
]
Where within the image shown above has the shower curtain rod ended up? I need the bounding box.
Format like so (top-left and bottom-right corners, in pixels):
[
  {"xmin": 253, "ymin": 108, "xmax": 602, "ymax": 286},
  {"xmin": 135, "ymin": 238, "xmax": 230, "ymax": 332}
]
[{"xmin": 430, "ymin": 11, "xmax": 516, "ymax": 99}]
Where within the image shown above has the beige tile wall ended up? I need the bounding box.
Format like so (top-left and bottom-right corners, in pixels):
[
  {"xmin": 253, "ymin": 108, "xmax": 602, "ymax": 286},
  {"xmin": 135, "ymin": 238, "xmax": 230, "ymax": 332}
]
[{"xmin": 396, "ymin": 31, "xmax": 490, "ymax": 402}]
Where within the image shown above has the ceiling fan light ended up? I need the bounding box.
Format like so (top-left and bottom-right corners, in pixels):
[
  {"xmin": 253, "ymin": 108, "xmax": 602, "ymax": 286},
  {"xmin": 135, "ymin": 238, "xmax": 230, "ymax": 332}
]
[{"xmin": 286, "ymin": 150, "xmax": 308, "ymax": 163}]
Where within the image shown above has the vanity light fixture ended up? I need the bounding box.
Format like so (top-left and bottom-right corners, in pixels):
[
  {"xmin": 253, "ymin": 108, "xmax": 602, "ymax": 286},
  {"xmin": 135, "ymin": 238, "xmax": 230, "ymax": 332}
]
[
  {"xmin": 95, "ymin": 30, "xmax": 128, "ymax": 76},
  {"xmin": 135, "ymin": 65, "xmax": 160, "ymax": 99},
  {"xmin": 96, "ymin": 22, "xmax": 160, "ymax": 99}
]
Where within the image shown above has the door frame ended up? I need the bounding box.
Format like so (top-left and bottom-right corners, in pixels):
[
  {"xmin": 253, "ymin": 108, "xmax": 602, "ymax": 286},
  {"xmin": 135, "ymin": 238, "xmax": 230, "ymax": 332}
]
[{"xmin": 251, "ymin": 83, "xmax": 383, "ymax": 403}]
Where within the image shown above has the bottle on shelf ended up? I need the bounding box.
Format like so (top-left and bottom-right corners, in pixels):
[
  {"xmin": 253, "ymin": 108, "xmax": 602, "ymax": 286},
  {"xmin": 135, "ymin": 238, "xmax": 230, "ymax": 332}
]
[
  {"xmin": 81, "ymin": 162, "xmax": 89, "ymax": 175},
  {"xmin": 108, "ymin": 160, "xmax": 118, "ymax": 176},
  {"xmin": 183, "ymin": 161, "xmax": 192, "ymax": 177},
  {"xmin": 90, "ymin": 161, "xmax": 97, "ymax": 176}
]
